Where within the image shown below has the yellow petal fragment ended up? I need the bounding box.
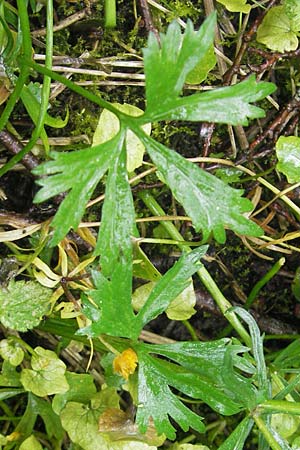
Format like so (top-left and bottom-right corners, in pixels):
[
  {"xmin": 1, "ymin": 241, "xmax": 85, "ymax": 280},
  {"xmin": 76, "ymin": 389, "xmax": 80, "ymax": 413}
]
[{"xmin": 113, "ymin": 348, "xmax": 138, "ymax": 380}]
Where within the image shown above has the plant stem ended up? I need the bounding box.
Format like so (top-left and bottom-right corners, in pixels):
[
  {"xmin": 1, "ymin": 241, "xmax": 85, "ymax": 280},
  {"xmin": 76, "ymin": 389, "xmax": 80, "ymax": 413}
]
[
  {"xmin": 182, "ymin": 320, "xmax": 199, "ymax": 341},
  {"xmin": 138, "ymin": 190, "xmax": 252, "ymax": 348},
  {"xmin": 105, "ymin": 0, "xmax": 117, "ymax": 28},
  {"xmin": 253, "ymin": 415, "xmax": 283, "ymax": 450},
  {"xmin": 0, "ymin": 0, "xmax": 31, "ymax": 134},
  {"xmin": 258, "ymin": 399, "xmax": 300, "ymax": 415},
  {"xmin": 245, "ymin": 257, "xmax": 285, "ymax": 309},
  {"xmin": 0, "ymin": 0, "xmax": 54, "ymax": 176}
]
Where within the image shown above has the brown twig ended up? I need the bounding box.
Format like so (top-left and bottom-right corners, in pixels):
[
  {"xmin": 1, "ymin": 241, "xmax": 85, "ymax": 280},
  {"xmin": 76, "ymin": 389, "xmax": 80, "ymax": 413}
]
[
  {"xmin": 139, "ymin": 0, "xmax": 160, "ymax": 43},
  {"xmin": 223, "ymin": 0, "xmax": 280, "ymax": 85},
  {"xmin": 0, "ymin": 130, "xmax": 40, "ymax": 170},
  {"xmin": 31, "ymin": 8, "xmax": 90, "ymax": 37}
]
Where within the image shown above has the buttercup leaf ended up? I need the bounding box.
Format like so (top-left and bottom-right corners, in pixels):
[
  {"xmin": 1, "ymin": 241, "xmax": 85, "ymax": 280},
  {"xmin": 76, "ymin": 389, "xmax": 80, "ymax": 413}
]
[
  {"xmin": 140, "ymin": 135, "xmax": 262, "ymax": 243},
  {"xmin": 33, "ymin": 132, "xmax": 125, "ymax": 245},
  {"xmin": 143, "ymin": 15, "xmax": 216, "ymax": 114}
]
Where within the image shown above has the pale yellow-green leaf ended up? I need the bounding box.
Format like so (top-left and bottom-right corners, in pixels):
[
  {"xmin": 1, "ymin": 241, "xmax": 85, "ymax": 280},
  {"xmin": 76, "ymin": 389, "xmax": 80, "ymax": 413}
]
[
  {"xmin": 19, "ymin": 435, "xmax": 43, "ymax": 450},
  {"xmin": 132, "ymin": 280, "xmax": 196, "ymax": 320},
  {"xmin": 271, "ymin": 413, "xmax": 300, "ymax": 439},
  {"xmin": 0, "ymin": 434, "xmax": 7, "ymax": 446},
  {"xmin": 0, "ymin": 338, "xmax": 24, "ymax": 366},
  {"xmin": 186, "ymin": 44, "xmax": 216, "ymax": 84},
  {"xmin": 217, "ymin": 0, "xmax": 251, "ymax": 13},
  {"xmin": 256, "ymin": 5, "xmax": 298, "ymax": 52},
  {"xmin": 93, "ymin": 103, "xmax": 151, "ymax": 172},
  {"xmin": 166, "ymin": 280, "xmax": 196, "ymax": 320},
  {"xmin": 21, "ymin": 347, "xmax": 69, "ymax": 396},
  {"xmin": 60, "ymin": 401, "xmax": 156, "ymax": 450},
  {"xmin": 169, "ymin": 444, "xmax": 210, "ymax": 450}
]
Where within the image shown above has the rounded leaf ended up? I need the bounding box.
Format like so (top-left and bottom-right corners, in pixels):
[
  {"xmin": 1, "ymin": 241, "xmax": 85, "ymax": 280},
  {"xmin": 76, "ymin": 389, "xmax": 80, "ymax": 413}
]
[
  {"xmin": 21, "ymin": 347, "xmax": 69, "ymax": 396},
  {"xmin": 0, "ymin": 339, "xmax": 24, "ymax": 366},
  {"xmin": 257, "ymin": 6, "xmax": 298, "ymax": 52},
  {"xmin": 276, "ymin": 135, "xmax": 300, "ymax": 183}
]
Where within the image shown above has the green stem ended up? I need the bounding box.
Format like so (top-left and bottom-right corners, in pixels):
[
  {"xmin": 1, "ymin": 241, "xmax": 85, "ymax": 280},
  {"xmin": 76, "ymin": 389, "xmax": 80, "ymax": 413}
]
[
  {"xmin": 105, "ymin": 0, "xmax": 117, "ymax": 28},
  {"xmin": 258, "ymin": 399, "xmax": 300, "ymax": 415},
  {"xmin": 245, "ymin": 257, "xmax": 285, "ymax": 309},
  {"xmin": 0, "ymin": 0, "xmax": 31, "ymax": 132},
  {"xmin": 138, "ymin": 190, "xmax": 252, "ymax": 348},
  {"xmin": 182, "ymin": 320, "xmax": 199, "ymax": 341},
  {"xmin": 253, "ymin": 415, "xmax": 283, "ymax": 450},
  {"xmin": 0, "ymin": 0, "xmax": 54, "ymax": 177},
  {"xmin": 20, "ymin": 59, "xmax": 129, "ymax": 119}
]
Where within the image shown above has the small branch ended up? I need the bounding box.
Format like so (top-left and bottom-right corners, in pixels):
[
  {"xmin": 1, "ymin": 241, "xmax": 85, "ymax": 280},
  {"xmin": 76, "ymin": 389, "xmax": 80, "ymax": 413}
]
[
  {"xmin": 0, "ymin": 129, "xmax": 39, "ymax": 170},
  {"xmin": 139, "ymin": 0, "xmax": 160, "ymax": 43}
]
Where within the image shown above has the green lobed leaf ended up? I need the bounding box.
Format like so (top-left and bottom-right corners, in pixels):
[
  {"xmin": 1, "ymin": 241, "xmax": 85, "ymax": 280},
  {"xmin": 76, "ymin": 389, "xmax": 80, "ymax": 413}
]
[
  {"xmin": 229, "ymin": 307, "xmax": 269, "ymax": 399},
  {"xmin": 140, "ymin": 135, "xmax": 262, "ymax": 243},
  {"xmin": 135, "ymin": 347, "xmax": 244, "ymax": 440},
  {"xmin": 93, "ymin": 103, "xmax": 151, "ymax": 173},
  {"xmin": 256, "ymin": 5, "xmax": 298, "ymax": 53},
  {"xmin": 77, "ymin": 263, "xmax": 137, "ymax": 339},
  {"xmin": 0, "ymin": 280, "xmax": 52, "ymax": 332},
  {"xmin": 145, "ymin": 339, "xmax": 239, "ymax": 382},
  {"xmin": 143, "ymin": 14, "xmax": 216, "ymax": 114},
  {"xmin": 217, "ymin": 416, "xmax": 254, "ymax": 450},
  {"xmin": 135, "ymin": 246, "xmax": 207, "ymax": 329},
  {"xmin": 141, "ymin": 75, "xmax": 276, "ymax": 124},
  {"xmin": 276, "ymin": 136, "xmax": 300, "ymax": 183},
  {"xmin": 21, "ymin": 347, "xmax": 69, "ymax": 396},
  {"xmin": 33, "ymin": 132, "xmax": 125, "ymax": 245},
  {"xmin": 94, "ymin": 144, "xmax": 136, "ymax": 270},
  {"xmin": 216, "ymin": 0, "xmax": 251, "ymax": 13},
  {"xmin": 134, "ymin": 340, "xmax": 252, "ymax": 440}
]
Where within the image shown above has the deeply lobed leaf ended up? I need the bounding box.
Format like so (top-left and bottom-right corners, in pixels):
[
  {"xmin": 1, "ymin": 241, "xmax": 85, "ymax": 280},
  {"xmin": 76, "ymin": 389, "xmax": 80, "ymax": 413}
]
[
  {"xmin": 135, "ymin": 340, "xmax": 252, "ymax": 440},
  {"xmin": 139, "ymin": 134, "xmax": 262, "ymax": 243},
  {"xmin": 143, "ymin": 15, "xmax": 216, "ymax": 114},
  {"xmin": 33, "ymin": 133, "xmax": 125, "ymax": 245}
]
